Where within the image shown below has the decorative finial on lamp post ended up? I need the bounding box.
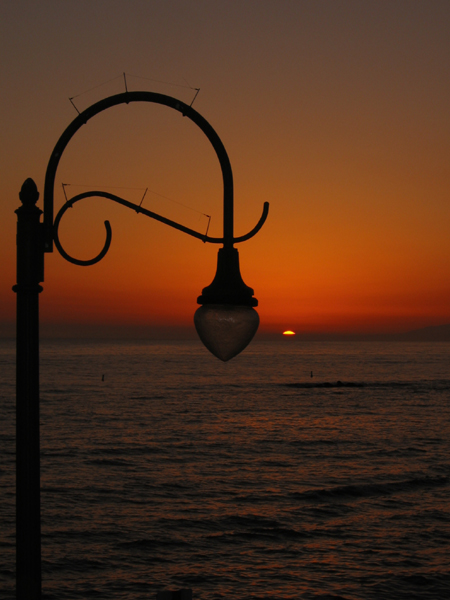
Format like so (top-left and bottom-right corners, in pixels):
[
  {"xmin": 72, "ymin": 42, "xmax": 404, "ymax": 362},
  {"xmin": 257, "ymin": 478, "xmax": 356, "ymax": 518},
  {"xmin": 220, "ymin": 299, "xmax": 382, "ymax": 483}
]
[{"xmin": 19, "ymin": 178, "xmax": 40, "ymax": 206}]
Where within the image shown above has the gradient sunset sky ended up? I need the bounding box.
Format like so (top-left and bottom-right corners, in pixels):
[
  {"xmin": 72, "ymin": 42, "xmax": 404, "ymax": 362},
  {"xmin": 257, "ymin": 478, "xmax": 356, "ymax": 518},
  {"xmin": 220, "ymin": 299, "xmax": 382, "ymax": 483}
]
[{"xmin": 1, "ymin": 1, "xmax": 449, "ymax": 338}]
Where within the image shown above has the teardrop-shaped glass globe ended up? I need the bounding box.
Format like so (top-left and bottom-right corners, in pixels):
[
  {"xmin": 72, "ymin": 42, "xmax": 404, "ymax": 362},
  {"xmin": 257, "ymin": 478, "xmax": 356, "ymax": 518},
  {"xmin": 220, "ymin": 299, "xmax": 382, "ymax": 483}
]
[{"xmin": 194, "ymin": 304, "xmax": 260, "ymax": 361}]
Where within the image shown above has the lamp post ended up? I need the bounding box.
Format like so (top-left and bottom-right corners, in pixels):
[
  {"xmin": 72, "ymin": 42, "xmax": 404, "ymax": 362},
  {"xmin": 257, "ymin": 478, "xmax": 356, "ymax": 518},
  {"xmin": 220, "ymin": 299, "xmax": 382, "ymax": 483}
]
[{"xmin": 14, "ymin": 91, "xmax": 268, "ymax": 599}]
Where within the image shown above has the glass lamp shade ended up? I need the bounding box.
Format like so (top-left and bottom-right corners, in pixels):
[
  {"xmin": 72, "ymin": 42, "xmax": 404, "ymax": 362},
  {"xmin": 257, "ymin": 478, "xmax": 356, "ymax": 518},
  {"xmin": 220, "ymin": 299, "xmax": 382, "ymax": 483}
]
[{"xmin": 194, "ymin": 304, "xmax": 259, "ymax": 361}]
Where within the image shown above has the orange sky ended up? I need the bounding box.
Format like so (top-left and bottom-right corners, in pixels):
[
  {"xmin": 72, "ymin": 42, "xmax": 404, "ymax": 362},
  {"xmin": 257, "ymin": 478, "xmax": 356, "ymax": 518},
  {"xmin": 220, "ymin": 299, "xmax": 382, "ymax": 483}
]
[{"xmin": 1, "ymin": 1, "xmax": 450, "ymax": 338}]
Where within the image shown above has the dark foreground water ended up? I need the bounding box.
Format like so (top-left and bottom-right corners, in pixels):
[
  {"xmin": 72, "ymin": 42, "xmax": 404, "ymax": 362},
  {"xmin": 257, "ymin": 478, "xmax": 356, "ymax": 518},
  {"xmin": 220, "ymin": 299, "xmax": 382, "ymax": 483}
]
[{"xmin": 1, "ymin": 339, "xmax": 449, "ymax": 599}]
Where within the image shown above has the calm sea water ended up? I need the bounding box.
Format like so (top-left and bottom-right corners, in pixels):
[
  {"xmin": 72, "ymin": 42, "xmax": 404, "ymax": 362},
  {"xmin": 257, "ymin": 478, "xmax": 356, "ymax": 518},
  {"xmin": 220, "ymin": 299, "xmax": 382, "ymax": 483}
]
[{"xmin": 1, "ymin": 339, "xmax": 449, "ymax": 599}]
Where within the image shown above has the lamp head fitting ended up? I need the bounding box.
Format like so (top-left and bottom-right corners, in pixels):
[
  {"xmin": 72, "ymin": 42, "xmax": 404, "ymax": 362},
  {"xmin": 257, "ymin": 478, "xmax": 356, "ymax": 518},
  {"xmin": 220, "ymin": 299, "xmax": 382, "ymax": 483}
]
[{"xmin": 194, "ymin": 247, "xmax": 259, "ymax": 361}]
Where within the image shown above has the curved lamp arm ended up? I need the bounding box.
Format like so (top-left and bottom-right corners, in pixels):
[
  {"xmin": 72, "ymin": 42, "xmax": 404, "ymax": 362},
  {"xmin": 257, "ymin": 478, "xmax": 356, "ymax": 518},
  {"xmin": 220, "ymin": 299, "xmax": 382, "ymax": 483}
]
[
  {"xmin": 43, "ymin": 91, "xmax": 268, "ymax": 256},
  {"xmin": 54, "ymin": 191, "xmax": 269, "ymax": 266}
]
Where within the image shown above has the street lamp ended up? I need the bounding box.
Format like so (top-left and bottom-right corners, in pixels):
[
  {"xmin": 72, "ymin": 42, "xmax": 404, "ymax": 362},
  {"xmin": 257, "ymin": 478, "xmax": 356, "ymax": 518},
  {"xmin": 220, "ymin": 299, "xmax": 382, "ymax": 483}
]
[{"xmin": 14, "ymin": 91, "xmax": 268, "ymax": 599}]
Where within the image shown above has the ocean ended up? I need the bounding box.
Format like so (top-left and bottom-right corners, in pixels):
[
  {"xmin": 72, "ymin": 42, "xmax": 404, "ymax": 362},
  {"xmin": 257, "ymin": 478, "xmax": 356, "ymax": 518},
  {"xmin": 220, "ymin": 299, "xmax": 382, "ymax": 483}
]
[{"xmin": 1, "ymin": 339, "xmax": 449, "ymax": 599}]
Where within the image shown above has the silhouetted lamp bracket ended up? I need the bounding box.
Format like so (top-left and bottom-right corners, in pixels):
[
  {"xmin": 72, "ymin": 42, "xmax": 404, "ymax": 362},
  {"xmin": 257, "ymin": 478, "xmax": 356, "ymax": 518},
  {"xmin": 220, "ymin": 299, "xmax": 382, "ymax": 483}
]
[{"xmin": 42, "ymin": 91, "xmax": 269, "ymax": 361}]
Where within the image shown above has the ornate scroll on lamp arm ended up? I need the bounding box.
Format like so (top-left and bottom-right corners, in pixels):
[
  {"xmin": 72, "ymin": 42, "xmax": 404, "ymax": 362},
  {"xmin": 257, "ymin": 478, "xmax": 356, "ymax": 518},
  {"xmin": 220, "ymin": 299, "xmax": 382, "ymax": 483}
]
[
  {"xmin": 42, "ymin": 91, "xmax": 269, "ymax": 361},
  {"xmin": 53, "ymin": 190, "xmax": 269, "ymax": 265}
]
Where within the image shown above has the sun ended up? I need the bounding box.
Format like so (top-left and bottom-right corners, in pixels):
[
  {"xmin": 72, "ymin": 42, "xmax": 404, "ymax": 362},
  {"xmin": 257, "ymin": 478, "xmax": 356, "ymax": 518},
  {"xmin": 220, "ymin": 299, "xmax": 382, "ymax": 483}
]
[{"xmin": 282, "ymin": 330, "xmax": 296, "ymax": 336}]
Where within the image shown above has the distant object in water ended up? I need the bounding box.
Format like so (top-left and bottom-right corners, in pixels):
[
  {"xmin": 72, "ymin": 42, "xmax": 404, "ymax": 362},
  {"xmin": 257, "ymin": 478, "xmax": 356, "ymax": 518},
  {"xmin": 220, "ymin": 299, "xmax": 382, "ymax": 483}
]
[
  {"xmin": 311, "ymin": 371, "xmax": 313, "ymax": 378},
  {"xmin": 102, "ymin": 374, "xmax": 105, "ymax": 381}
]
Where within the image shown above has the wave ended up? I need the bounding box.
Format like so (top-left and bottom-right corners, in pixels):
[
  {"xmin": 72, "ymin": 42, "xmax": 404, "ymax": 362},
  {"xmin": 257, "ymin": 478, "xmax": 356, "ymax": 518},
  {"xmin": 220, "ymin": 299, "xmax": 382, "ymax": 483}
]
[
  {"xmin": 281, "ymin": 379, "xmax": 450, "ymax": 390},
  {"xmin": 291, "ymin": 475, "xmax": 448, "ymax": 503}
]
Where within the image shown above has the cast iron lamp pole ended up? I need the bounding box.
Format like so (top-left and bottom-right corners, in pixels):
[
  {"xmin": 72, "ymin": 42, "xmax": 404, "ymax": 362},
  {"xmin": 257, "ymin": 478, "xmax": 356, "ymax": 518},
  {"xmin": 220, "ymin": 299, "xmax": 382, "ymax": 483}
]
[{"xmin": 14, "ymin": 91, "xmax": 268, "ymax": 599}]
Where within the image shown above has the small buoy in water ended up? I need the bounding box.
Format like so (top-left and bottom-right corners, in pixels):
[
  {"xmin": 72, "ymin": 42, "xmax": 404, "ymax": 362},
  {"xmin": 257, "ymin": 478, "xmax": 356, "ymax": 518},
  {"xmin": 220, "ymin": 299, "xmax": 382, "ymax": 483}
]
[
  {"xmin": 102, "ymin": 374, "xmax": 105, "ymax": 382},
  {"xmin": 310, "ymin": 371, "xmax": 313, "ymax": 378}
]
